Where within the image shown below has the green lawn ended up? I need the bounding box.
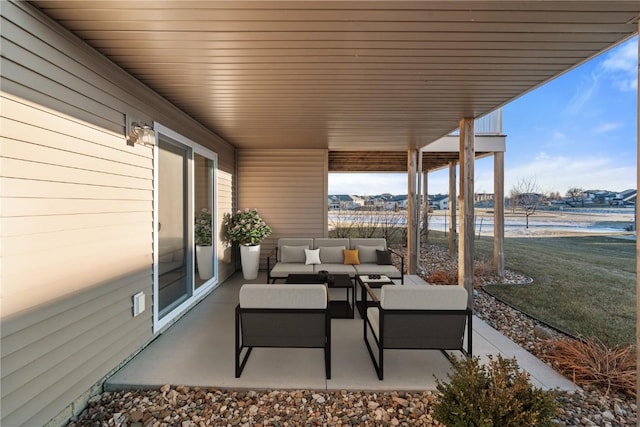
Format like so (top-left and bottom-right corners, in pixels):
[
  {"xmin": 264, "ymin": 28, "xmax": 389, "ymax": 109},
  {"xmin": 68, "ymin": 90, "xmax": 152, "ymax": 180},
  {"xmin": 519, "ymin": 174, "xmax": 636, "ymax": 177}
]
[{"xmin": 429, "ymin": 232, "xmax": 636, "ymax": 347}]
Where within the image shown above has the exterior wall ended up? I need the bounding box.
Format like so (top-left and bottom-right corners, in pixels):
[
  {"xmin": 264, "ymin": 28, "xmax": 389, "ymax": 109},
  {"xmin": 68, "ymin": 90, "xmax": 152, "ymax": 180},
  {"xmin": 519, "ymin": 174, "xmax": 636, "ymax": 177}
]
[
  {"xmin": 237, "ymin": 149, "xmax": 328, "ymax": 269},
  {"xmin": 0, "ymin": 2, "xmax": 235, "ymax": 426}
]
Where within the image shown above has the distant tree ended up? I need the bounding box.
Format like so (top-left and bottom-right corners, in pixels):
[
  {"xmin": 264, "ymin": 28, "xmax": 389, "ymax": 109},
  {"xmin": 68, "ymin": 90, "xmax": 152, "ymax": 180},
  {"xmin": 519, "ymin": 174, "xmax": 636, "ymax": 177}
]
[
  {"xmin": 508, "ymin": 188, "xmax": 520, "ymax": 214},
  {"xmin": 548, "ymin": 191, "xmax": 562, "ymax": 201},
  {"xmin": 510, "ymin": 177, "xmax": 544, "ymax": 228},
  {"xmin": 566, "ymin": 187, "xmax": 585, "ymax": 207}
]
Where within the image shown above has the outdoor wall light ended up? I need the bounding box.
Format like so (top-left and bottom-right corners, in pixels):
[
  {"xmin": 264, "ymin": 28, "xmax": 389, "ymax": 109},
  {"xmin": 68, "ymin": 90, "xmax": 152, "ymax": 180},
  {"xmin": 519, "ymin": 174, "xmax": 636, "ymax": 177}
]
[{"xmin": 126, "ymin": 114, "xmax": 156, "ymax": 147}]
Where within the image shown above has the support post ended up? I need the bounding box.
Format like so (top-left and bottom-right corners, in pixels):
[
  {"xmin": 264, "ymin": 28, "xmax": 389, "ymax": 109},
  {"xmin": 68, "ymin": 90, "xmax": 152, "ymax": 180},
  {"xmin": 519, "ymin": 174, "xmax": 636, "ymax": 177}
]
[
  {"xmin": 448, "ymin": 162, "xmax": 457, "ymax": 257},
  {"xmin": 635, "ymin": 20, "xmax": 639, "ymax": 413},
  {"xmin": 458, "ymin": 118, "xmax": 475, "ymax": 309},
  {"xmin": 493, "ymin": 152, "xmax": 505, "ymax": 277},
  {"xmin": 423, "ymin": 169, "xmax": 429, "ymax": 245},
  {"xmin": 407, "ymin": 150, "xmax": 419, "ymax": 275}
]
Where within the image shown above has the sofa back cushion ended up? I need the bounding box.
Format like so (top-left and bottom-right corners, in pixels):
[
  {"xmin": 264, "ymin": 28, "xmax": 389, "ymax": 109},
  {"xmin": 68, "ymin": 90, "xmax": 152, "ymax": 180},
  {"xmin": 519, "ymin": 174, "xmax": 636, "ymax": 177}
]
[
  {"xmin": 314, "ymin": 238, "xmax": 349, "ymax": 249},
  {"xmin": 356, "ymin": 245, "xmax": 385, "ymax": 264},
  {"xmin": 380, "ymin": 285, "xmax": 467, "ymax": 310},
  {"xmin": 319, "ymin": 246, "xmax": 345, "ymax": 264},
  {"xmin": 278, "ymin": 238, "xmax": 314, "ymax": 262},
  {"xmin": 240, "ymin": 284, "xmax": 327, "ymax": 309},
  {"xmin": 350, "ymin": 237, "xmax": 387, "ymax": 250}
]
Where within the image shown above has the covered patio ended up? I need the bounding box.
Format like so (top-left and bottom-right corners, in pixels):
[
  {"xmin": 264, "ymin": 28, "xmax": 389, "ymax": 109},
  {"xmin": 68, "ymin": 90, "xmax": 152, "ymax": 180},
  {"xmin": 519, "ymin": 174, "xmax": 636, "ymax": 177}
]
[
  {"xmin": 106, "ymin": 272, "xmax": 577, "ymax": 393},
  {"xmin": 2, "ymin": 2, "xmax": 638, "ymax": 425}
]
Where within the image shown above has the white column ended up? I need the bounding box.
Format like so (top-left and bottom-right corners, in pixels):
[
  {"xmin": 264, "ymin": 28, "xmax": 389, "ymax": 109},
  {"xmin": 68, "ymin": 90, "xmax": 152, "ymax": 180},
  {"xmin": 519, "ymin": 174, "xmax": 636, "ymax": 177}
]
[{"xmin": 458, "ymin": 118, "xmax": 475, "ymax": 309}]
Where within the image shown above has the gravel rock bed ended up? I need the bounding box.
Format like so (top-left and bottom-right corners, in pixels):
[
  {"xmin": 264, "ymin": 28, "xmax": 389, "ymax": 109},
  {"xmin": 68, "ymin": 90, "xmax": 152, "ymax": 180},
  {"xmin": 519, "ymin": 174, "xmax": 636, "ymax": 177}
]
[{"xmin": 67, "ymin": 244, "xmax": 637, "ymax": 426}]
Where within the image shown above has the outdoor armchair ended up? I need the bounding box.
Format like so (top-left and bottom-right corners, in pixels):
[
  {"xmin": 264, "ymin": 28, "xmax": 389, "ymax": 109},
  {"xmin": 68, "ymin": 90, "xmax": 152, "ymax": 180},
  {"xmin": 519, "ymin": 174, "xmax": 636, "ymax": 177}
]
[
  {"xmin": 363, "ymin": 284, "xmax": 472, "ymax": 380},
  {"xmin": 235, "ymin": 284, "xmax": 331, "ymax": 379}
]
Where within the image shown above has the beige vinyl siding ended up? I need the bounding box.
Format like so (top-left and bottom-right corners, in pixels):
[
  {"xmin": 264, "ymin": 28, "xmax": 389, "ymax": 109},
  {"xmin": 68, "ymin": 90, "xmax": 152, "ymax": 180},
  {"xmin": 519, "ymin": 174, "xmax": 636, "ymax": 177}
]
[
  {"xmin": 237, "ymin": 149, "xmax": 328, "ymax": 269},
  {"xmin": 217, "ymin": 169, "xmax": 235, "ymax": 274},
  {"xmin": 0, "ymin": 2, "xmax": 235, "ymax": 426}
]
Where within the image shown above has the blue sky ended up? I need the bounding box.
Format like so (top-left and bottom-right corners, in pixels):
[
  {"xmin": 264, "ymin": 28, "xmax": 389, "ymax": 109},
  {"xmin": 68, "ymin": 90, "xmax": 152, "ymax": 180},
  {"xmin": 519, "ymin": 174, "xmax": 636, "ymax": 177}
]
[{"xmin": 329, "ymin": 36, "xmax": 638, "ymax": 196}]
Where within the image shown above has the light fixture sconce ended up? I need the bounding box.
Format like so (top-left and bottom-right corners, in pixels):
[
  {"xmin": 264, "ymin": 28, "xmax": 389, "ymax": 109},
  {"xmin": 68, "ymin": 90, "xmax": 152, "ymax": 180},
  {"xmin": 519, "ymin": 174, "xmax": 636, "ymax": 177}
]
[{"xmin": 126, "ymin": 114, "xmax": 156, "ymax": 147}]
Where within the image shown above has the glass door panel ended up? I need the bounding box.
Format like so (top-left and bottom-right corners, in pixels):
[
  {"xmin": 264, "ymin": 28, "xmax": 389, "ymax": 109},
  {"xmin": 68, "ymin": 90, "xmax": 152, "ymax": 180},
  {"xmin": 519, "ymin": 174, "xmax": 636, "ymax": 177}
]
[
  {"xmin": 194, "ymin": 154, "xmax": 215, "ymax": 289},
  {"xmin": 158, "ymin": 137, "xmax": 191, "ymax": 317}
]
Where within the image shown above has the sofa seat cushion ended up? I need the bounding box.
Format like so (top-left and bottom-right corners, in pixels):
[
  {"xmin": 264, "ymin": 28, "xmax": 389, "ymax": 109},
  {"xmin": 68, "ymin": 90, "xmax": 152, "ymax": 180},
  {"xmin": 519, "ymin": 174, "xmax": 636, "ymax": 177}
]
[
  {"xmin": 313, "ymin": 264, "xmax": 357, "ymax": 276},
  {"xmin": 354, "ymin": 264, "xmax": 401, "ymax": 278},
  {"xmin": 240, "ymin": 284, "xmax": 327, "ymax": 309},
  {"xmin": 270, "ymin": 262, "xmax": 314, "ymax": 278}
]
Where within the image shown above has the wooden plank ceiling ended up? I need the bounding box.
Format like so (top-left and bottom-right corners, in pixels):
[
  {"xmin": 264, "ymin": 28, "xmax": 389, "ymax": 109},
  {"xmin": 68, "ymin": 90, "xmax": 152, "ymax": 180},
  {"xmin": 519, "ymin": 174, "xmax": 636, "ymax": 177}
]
[{"xmin": 32, "ymin": 1, "xmax": 639, "ymax": 170}]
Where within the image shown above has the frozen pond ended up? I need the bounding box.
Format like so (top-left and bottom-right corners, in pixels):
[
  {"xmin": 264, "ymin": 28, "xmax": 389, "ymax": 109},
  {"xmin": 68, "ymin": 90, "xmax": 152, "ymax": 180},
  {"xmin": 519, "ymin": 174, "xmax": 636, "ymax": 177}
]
[{"xmin": 328, "ymin": 208, "xmax": 635, "ymax": 236}]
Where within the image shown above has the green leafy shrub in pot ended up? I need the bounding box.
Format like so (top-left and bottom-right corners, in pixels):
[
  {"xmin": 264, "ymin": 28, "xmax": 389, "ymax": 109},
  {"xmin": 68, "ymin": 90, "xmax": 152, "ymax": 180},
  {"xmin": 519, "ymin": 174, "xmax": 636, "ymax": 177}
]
[
  {"xmin": 224, "ymin": 208, "xmax": 272, "ymax": 246},
  {"xmin": 433, "ymin": 354, "xmax": 558, "ymax": 427}
]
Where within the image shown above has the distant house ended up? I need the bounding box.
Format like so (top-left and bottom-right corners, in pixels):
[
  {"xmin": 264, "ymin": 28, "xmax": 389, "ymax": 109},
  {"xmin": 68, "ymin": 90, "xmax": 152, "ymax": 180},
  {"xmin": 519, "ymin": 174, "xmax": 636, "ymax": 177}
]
[
  {"xmin": 430, "ymin": 194, "xmax": 449, "ymax": 210},
  {"xmin": 328, "ymin": 194, "xmax": 365, "ymax": 210},
  {"xmin": 474, "ymin": 193, "xmax": 494, "ymax": 208},
  {"xmin": 384, "ymin": 195, "xmax": 408, "ymax": 210},
  {"xmin": 620, "ymin": 189, "xmax": 637, "ymax": 205}
]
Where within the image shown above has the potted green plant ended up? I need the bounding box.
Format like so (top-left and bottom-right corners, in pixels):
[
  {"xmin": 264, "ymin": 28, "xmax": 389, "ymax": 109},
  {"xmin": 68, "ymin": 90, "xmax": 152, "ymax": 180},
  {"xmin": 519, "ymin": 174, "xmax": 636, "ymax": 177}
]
[
  {"xmin": 195, "ymin": 208, "xmax": 213, "ymax": 280},
  {"xmin": 224, "ymin": 208, "xmax": 272, "ymax": 279}
]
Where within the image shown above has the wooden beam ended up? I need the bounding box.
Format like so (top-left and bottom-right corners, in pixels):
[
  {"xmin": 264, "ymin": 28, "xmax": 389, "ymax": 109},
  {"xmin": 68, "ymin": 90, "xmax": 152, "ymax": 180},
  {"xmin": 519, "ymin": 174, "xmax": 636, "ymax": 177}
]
[
  {"xmin": 448, "ymin": 161, "xmax": 457, "ymax": 257},
  {"xmin": 327, "ymin": 150, "xmax": 492, "ymax": 172},
  {"xmin": 407, "ymin": 149, "xmax": 418, "ymax": 275},
  {"xmin": 494, "ymin": 151, "xmax": 505, "ymax": 277},
  {"xmin": 458, "ymin": 118, "xmax": 475, "ymax": 309}
]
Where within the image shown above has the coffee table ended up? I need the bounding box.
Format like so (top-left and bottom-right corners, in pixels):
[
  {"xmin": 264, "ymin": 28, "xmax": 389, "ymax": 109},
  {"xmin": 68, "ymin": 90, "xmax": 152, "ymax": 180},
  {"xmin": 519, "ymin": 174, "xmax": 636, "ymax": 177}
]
[
  {"xmin": 285, "ymin": 273, "xmax": 354, "ymax": 319},
  {"xmin": 356, "ymin": 274, "xmax": 395, "ymax": 318}
]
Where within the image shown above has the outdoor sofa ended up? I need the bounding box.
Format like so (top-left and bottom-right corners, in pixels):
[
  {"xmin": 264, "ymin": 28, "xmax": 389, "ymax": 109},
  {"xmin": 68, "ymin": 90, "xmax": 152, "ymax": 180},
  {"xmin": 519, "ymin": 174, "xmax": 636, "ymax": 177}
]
[{"xmin": 267, "ymin": 237, "xmax": 404, "ymax": 284}]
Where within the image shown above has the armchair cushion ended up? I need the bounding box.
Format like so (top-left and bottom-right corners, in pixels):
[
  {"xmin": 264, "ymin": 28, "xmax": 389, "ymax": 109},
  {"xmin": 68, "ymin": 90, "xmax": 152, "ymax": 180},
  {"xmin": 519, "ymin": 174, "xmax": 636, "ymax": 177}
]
[
  {"xmin": 380, "ymin": 285, "xmax": 467, "ymax": 310},
  {"xmin": 239, "ymin": 284, "xmax": 327, "ymax": 309}
]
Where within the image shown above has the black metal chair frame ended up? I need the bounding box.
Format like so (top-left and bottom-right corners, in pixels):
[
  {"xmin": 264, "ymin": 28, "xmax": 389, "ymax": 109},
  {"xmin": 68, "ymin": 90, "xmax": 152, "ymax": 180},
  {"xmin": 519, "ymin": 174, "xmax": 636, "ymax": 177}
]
[
  {"xmin": 235, "ymin": 304, "xmax": 332, "ymax": 379},
  {"xmin": 362, "ymin": 285, "xmax": 472, "ymax": 380}
]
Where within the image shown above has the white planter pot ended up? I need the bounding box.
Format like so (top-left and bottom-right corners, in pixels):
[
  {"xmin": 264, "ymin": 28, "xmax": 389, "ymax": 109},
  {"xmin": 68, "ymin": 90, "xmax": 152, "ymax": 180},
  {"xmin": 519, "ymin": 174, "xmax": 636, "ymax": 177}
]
[
  {"xmin": 196, "ymin": 245, "xmax": 214, "ymax": 280},
  {"xmin": 240, "ymin": 244, "xmax": 261, "ymax": 280}
]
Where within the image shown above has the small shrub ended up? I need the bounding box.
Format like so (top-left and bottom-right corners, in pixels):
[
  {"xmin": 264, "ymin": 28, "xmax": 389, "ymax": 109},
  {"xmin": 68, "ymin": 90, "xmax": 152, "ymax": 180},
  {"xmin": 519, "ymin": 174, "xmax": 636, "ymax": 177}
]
[
  {"xmin": 426, "ymin": 269, "xmax": 457, "ymax": 285},
  {"xmin": 434, "ymin": 355, "xmax": 558, "ymax": 427},
  {"xmin": 543, "ymin": 337, "xmax": 637, "ymax": 397}
]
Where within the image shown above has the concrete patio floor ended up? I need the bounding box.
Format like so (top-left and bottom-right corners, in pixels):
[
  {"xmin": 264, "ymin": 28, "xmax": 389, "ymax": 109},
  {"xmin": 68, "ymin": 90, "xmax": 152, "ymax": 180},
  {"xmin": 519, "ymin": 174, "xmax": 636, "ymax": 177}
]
[{"xmin": 106, "ymin": 273, "xmax": 578, "ymax": 393}]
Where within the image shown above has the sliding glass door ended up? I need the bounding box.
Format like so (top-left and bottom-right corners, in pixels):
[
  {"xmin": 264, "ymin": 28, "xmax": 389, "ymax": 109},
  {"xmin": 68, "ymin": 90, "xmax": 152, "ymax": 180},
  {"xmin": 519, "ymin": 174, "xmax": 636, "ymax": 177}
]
[
  {"xmin": 157, "ymin": 137, "xmax": 192, "ymax": 316},
  {"xmin": 154, "ymin": 124, "xmax": 218, "ymax": 331}
]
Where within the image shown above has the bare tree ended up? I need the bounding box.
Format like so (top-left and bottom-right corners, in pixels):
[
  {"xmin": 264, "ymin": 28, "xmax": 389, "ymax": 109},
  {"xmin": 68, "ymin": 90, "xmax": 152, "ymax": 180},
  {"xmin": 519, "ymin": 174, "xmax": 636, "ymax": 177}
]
[
  {"xmin": 510, "ymin": 177, "xmax": 544, "ymax": 228},
  {"xmin": 566, "ymin": 187, "xmax": 585, "ymax": 207}
]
